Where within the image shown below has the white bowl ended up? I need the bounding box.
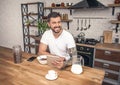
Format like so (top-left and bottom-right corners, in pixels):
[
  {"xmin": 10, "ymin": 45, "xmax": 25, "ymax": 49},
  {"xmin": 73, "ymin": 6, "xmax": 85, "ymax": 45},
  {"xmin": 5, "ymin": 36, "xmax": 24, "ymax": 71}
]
[{"xmin": 37, "ymin": 55, "xmax": 47, "ymax": 64}]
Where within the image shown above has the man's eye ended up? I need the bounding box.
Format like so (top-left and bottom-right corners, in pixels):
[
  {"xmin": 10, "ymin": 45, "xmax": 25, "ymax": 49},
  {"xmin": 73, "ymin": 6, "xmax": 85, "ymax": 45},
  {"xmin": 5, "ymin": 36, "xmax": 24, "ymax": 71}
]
[{"xmin": 58, "ymin": 21, "xmax": 61, "ymax": 23}]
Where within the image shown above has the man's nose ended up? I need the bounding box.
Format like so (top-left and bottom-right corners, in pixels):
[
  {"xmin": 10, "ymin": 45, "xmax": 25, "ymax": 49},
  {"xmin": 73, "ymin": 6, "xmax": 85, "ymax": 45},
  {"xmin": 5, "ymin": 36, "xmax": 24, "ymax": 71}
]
[{"xmin": 55, "ymin": 22, "xmax": 60, "ymax": 26}]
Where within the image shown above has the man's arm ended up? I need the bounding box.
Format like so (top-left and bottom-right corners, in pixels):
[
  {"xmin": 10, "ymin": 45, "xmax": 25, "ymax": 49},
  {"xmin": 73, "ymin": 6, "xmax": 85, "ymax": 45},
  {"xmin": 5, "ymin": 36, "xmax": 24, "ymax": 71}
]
[{"xmin": 38, "ymin": 42, "xmax": 50, "ymax": 55}]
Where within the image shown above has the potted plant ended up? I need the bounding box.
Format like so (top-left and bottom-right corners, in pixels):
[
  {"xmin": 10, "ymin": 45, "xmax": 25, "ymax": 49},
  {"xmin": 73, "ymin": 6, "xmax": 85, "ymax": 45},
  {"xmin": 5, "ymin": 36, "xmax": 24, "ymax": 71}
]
[{"xmin": 37, "ymin": 20, "xmax": 49, "ymax": 36}]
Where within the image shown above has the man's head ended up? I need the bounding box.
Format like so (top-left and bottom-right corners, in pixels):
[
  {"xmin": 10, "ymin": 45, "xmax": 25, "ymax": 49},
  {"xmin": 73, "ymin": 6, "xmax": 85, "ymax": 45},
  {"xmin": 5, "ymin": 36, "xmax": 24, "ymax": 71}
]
[{"xmin": 47, "ymin": 12, "xmax": 62, "ymax": 33}]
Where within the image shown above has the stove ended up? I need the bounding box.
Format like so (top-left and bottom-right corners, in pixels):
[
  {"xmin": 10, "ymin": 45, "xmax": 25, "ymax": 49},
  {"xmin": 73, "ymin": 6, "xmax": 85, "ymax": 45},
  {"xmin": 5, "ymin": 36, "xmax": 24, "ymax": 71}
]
[
  {"xmin": 76, "ymin": 38, "xmax": 99, "ymax": 67},
  {"xmin": 85, "ymin": 38, "xmax": 99, "ymax": 45},
  {"xmin": 76, "ymin": 38, "xmax": 99, "ymax": 45}
]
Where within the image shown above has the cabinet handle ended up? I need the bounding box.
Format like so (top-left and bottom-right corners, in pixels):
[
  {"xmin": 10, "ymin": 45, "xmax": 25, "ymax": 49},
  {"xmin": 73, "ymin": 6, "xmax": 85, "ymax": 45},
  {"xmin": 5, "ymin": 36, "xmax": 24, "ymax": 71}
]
[
  {"xmin": 103, "ymin": 63, "xmax": 110, "ymax": 68},
  {"xmin": 105, "ymin": 72, "xmax": 109, "ymax": 77},
  {"xmin": 104, "ymin": 51, "xmax": 111, "ymax": 55}
]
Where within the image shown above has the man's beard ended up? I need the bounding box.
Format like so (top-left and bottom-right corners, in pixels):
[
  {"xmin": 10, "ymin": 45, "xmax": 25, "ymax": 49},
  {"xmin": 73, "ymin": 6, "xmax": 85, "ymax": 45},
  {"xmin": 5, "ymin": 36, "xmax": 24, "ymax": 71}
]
[{"xmin": 52, "ymin": 26, "xmax": 62, "ymax": 33}]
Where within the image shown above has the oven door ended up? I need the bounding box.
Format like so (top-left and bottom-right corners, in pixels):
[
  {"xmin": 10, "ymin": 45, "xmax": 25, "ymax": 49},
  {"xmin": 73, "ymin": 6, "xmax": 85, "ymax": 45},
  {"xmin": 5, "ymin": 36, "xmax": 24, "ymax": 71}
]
[{"xmin": 77, "ymin": 53, "xmax": 93, "ymax": 67}]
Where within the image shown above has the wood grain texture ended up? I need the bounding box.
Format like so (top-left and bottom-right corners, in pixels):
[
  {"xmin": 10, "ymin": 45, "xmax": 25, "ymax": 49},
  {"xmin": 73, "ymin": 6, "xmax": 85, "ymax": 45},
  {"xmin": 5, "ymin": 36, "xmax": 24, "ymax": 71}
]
[
  {"xmin": 103, "ymin": 30, "xmax": 113, "ymax": 43},
  {"xmin": 0, "ymin": 46, "xmax": 105, "ymax": 85},
  {"xmin": 95, "ymin": 43, "xmax": 120, "ymax": 52}
]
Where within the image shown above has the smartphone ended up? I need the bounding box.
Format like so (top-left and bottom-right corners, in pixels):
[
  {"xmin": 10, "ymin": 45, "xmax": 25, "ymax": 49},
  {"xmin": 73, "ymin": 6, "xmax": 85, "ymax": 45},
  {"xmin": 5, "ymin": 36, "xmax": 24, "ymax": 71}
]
[{"xmin": 27, "ymin": 56, "xmax": 36, "ymax": 62}]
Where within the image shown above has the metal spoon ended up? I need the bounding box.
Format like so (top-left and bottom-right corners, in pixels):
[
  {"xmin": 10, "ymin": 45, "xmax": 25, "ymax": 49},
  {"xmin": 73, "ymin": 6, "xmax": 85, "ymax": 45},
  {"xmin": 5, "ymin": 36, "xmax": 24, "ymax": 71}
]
[
  {"xmin": 80, "ymin": 19, "xmax": 83, "ymax": 31},
  {"xmin": 84, "ymin": 19, "xmax": 87, "ymax": 30},
  {"xmin": 88, "ymin": 18, "xmax": 91, "ymax": 28},
  {"xmin": 76, "ymin": 19, "xmax": 79, "ymax": 31}
]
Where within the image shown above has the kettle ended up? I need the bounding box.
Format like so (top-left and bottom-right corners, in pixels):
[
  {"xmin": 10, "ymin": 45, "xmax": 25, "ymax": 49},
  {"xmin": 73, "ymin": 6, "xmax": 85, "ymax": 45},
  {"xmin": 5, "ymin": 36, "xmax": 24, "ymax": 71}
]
[
  {"xmin": 71, "ymin": 56, "xmax": 84, "ymax": 74},
  {"xmin": 77, "ymin": 32, "xmax": 85, "ymax": 43}
]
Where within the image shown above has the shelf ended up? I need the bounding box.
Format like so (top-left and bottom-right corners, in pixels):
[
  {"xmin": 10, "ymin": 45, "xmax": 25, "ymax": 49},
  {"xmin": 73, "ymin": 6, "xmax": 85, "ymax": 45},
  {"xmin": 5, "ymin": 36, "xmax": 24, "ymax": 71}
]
[
  {"xmin": 25, "ymin": 35, "xmax": 41, "ymax": 41},
  {"xmin": 25, "ymin": 20, "xmax": 72, "ymax": 30},
  {"xmin": 62, "ymin": 19, "xmax": 72, "ymax": 22},
  {"xmin": 110, "ymin": 20, "xmax": 119, "ymax": 33},
  {"xmin": 30, "ymin": 35, "xmax": 41, "ymax": 41},
  {"xmin": 23, "ymin": 13, "xmax": 38, "ymax": 16},
  {"xmin": 110, "ymin": 20, "xmax": 120, "ymax": 24},
  {"xmin": 108, "ymin": 4, "xmax": 120, "ymax": 7},
  {"xmin": 44, "ymin": 6, "xmax": 71, "ymax": 9},
  {"xmin": 29, "ymin": 25, "xmax": 38, "ymax": 27},
  {"xmin": 21, "ymin": 2, "xmax": 44, "ymax": 54},
  {"xmin": 43, "ymin": 19, "xmax": 72, "ymax": 22},
  {"xmin": 44, "ymin": 6, "xmax": 72, "ymax": 15},
  {"xmin": 22, "ymin": 2, "xmax": 42, "ymax": 5},
  {"xmin": 25, "ymin": 44, "xmax": 39, "ymax": 48},
  {"xmin": 108, "ymin": 4, "xmax": 120, "ymax": 15}
]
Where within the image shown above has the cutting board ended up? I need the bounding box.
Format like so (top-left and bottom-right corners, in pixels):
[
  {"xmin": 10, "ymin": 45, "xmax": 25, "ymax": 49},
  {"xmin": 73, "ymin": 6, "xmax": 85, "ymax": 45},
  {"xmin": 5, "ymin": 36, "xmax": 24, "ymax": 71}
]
[{"xmin": 103, "ymin": 30, "xmax": 113, "ymax": 43}]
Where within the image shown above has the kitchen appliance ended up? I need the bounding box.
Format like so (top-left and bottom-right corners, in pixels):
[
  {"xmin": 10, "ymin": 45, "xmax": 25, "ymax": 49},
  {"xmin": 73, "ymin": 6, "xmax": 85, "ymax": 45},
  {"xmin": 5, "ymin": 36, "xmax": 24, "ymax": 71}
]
[
  {"xmin": 77, "ymin": 32, "xmax": 86, "ymax": 44},
  {"xmin": 76, "ymin": 37, "xmax": 99, "ymax": 45},
  {"xmin": 69, "ymin": 0, "xmax": 107, "ymax": 9},
  {"xmin": 85, "ymin": 38, "xmax": 99, "ymax": 45},
  {"xmin": 76, "ymin": 45, "xmax": 94, "ymax": 67},
  {"xmin": 99, "ymin": 36, "xmax": 104, "ymax": 44}
]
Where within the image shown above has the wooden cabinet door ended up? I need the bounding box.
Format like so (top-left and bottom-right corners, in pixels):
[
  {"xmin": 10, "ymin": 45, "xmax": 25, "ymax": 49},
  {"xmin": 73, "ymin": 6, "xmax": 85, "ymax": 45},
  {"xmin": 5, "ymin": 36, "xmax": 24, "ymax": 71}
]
[{"xmin": 95, "ymin": 49, "xmax": 120, "ymax": 63}]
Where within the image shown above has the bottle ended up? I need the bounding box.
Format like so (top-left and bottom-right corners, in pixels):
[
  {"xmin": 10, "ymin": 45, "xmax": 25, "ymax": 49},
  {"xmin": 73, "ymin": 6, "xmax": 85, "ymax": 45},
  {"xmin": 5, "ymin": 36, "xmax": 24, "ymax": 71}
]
[
  {"xmin": 114, "ymin": 33, "xmax": 119, "ymax": 44},
  {"xmin": 117, "ymin": 12, "xmax": 120, "ymax": 20},
  {"xmin": 100, "ymin": 36, "xmax": 104, "ymax": 44}
]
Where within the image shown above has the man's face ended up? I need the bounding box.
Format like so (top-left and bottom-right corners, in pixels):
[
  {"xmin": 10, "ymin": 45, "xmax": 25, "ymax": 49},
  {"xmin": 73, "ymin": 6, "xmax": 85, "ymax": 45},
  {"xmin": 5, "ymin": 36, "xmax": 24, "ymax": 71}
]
[{"xmin": 48, "ymin": 17, "xmax": 62, "ymax": 33}]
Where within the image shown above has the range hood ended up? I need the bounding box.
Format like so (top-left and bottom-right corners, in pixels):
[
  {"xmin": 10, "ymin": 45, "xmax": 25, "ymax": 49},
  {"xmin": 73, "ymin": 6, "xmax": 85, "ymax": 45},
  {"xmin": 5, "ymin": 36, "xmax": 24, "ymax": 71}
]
[{"xmin": 69, "ymin": 0, "xmax": 107, "ymax": 9}]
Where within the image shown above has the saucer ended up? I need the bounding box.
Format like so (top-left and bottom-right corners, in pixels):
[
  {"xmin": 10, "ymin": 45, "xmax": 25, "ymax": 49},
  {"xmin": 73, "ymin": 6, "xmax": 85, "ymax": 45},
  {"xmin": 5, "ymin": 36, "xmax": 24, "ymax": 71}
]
[
  {"xmin": 45, "ymin": 74, "xmax": 58, "ymax": 80},
  {"xmin": 37, "ymin": 55, "xmax": 47, "ymax": 64}
]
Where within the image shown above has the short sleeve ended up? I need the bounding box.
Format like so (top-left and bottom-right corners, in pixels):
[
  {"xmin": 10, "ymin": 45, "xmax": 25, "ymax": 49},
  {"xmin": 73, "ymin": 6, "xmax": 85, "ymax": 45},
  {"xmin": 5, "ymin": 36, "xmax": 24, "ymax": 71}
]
[
  {"xmin": 66, "ymin": 32, "xmax": 76, "ymax": 49},
  {"xmin": 40, "ymin": 31, "xmax": 48, "ymax": 45}
]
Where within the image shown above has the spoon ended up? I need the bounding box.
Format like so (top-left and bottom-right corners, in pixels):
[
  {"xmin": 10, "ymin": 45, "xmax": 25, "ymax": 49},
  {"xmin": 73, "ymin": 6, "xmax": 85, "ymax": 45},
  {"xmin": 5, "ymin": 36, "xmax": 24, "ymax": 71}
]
[
  {"xmin": 80, "ymin": 19, "xmax": 83, "ymax": 31},
  {"xmin": 76, "ymin": 19, "xmax": 79, "ymax": 31},
  {"xmin": 88, "ymin": 18, "xmax": 91, "ymax": 29},
  {"xmin": 84, "ymin": 19, "xmax": 87, "ymax": 30}
]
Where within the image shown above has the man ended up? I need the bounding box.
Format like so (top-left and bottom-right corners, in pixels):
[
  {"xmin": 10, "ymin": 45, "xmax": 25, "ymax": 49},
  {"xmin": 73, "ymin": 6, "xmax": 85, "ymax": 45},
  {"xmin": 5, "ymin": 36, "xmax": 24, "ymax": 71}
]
[{"xmin": 38, "ymin": 12, "xmax": 76, "ymax": 69}]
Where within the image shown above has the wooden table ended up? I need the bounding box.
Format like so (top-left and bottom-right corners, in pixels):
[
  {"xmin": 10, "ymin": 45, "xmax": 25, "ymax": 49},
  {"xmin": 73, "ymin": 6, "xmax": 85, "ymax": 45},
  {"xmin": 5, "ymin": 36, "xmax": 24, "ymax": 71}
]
[{"xmin": 0, "ymin": 46, "xmax": 105, "ymax": 85}]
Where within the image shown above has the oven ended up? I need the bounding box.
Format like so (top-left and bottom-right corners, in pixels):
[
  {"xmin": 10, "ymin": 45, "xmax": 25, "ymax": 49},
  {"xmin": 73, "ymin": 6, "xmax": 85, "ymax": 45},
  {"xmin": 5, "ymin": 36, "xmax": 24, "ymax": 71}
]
[{"xmin": 76, "ymin": 45, "xmax": 94, "ymax": 67}]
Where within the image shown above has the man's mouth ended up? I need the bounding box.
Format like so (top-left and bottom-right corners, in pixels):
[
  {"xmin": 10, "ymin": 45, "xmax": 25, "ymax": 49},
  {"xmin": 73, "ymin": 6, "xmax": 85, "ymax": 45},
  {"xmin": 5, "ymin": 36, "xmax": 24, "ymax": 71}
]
[{"xmin": 54, "ymin": 26, "xmax": 61, "ymax": 29}]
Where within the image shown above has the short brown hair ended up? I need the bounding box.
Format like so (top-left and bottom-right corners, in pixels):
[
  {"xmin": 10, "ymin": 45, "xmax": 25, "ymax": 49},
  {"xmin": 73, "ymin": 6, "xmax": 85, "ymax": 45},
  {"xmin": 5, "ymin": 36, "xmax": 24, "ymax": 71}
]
[{"xmin": 47, "ymin": 12, "xmax": 61, "ymax": 22}]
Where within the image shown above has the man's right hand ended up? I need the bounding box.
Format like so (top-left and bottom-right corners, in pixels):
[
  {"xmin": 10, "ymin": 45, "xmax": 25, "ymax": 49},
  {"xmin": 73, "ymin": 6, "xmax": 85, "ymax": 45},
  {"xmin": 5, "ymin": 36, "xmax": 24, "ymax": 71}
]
[{"xmin": 51, "ymin": 57, "xmax": 65, "ymax": 69}]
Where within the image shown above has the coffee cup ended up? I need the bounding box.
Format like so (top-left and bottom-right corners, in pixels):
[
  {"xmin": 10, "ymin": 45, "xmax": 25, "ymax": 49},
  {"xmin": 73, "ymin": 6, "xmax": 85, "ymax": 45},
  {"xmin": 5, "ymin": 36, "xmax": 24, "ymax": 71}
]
[{"xmin": 48, "ymin": 70, "xmax": 57, "ymax": 78}]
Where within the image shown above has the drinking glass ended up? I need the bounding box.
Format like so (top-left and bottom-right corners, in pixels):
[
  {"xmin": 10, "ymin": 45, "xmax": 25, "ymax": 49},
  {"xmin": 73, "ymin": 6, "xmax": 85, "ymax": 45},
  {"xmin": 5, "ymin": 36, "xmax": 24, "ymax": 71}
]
[{"xmin": 13, "ymin": 45, "xmax": 22, "ymax": 63}]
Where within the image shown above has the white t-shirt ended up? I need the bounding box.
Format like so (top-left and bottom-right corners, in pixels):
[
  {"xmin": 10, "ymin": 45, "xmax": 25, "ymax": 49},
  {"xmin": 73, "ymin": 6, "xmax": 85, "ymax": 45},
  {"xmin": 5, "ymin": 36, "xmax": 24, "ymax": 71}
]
[{"xmin": 40, "ymin": 29, "xmax": 76, "ymax": 60}]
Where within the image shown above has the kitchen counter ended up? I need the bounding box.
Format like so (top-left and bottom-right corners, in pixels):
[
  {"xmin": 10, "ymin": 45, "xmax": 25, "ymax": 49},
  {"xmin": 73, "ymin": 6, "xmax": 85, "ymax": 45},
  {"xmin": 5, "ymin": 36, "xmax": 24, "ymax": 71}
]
[
  {"xmin": 76, "ymin": 43, "xmax": 95, "ymax": 48},
  {"xmin": 76, "ymin": 43, "xmax": 120, "ymax": 52},
  {"xmin": 95, "ymin": 43, "xmax": 120, "ymax": 52},
  {"xmin": 0, "ymin": 46, "xmax": 105, "ymax": 85}
]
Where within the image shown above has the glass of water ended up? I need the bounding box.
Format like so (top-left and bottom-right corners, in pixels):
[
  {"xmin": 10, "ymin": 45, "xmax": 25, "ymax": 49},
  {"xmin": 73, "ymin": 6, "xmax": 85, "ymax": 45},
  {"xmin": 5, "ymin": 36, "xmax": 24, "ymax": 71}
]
[{"xmin": 13, "ymin": 45, "xmax": 22, "ymax": 63}]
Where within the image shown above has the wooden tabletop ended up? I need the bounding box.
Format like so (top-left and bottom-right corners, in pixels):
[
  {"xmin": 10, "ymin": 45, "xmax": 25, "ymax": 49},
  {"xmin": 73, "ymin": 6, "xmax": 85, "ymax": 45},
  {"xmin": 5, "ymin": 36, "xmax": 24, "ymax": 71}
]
[{"xmin": 0, "ymin": 46, "xmax": 105, "ymax": 85}]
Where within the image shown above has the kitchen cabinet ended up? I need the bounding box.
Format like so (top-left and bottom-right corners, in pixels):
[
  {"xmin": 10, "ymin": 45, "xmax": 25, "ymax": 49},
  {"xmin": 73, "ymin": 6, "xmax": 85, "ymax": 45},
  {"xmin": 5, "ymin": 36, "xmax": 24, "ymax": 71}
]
[
  {"xmin": 44, "ymin": 6, "xmax": 72, "ymax": 29},
  {"xmin": 94, "ymin": 48, "xmax": 120, "ymax": 85},
  {"xmin": 21, "ymin": 2, "xmax": 44, "ymax": 54}
]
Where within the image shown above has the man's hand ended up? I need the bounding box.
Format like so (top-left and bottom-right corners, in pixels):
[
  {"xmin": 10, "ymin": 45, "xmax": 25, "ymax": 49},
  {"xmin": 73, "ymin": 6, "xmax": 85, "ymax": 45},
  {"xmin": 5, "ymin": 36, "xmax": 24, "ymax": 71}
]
[{"xmin": 51, "ymin": 57, "xmax": 65, "ymax": 69}]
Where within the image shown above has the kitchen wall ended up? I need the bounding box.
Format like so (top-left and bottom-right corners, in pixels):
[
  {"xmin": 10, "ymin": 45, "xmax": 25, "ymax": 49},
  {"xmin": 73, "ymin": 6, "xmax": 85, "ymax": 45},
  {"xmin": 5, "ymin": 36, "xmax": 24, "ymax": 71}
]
[{"xmin": 0, "ymin": 0, "xmax": 120, "ymax": 50}]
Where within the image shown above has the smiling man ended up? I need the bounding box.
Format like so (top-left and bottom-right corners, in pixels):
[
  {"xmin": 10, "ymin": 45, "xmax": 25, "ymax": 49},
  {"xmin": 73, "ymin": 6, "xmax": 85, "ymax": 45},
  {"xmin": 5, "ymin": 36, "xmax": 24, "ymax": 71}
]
[{"xmin": 38, "ymin": 12, "xmax": 76, "ymax": 69}]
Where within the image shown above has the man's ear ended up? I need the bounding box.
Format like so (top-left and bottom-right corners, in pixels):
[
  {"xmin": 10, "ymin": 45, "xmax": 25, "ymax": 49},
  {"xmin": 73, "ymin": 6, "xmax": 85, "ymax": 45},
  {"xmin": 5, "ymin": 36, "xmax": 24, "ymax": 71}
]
[{"xmin": 47, "ymin": 22, "xmax": 50, "ymax": 27}]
